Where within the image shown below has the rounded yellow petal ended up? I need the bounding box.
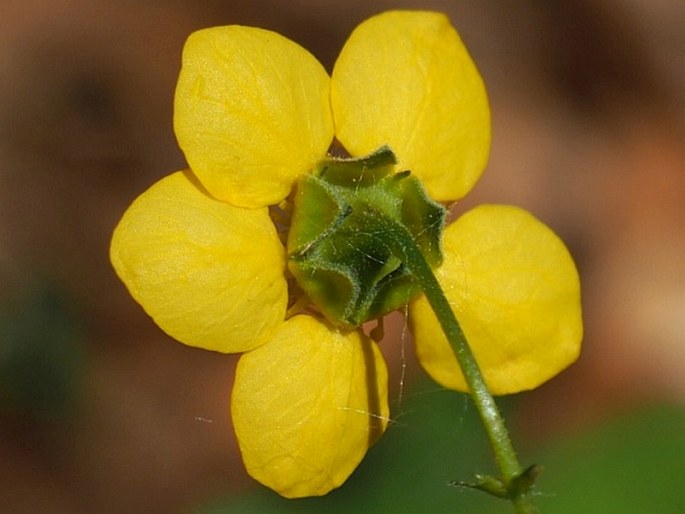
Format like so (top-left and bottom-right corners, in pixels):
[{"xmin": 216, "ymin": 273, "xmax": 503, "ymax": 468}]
[
  {"xmin": 110, "ymin": 171, "xmax": 287, "ymax": 353},
  {"xmin": 232, "ymin": 315, "xmax": 389, "ymax": 498},
  {"xmin": 331, "ymin": 11, "xmax": 490, "ymax": 202},
  {"xmin": 174, "ymin": 26, "xmax": 334, "ymax": 208},
  {"xmin": 410, "ymin": 205, "xmax": 582, "ymax": 395}
]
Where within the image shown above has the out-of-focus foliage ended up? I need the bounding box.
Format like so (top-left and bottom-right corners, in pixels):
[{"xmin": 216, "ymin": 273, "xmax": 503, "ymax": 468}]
[
  {"xmin": 0, "ymin": 283, "xmax": 85, "ymax": 422},
  {"xmin": 535, "ymin": 404, "xmax": 685, "ymax": 514}
]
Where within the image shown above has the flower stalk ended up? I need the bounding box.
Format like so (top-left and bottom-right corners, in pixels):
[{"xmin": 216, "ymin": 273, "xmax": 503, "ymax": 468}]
[{"xmin": 363, "ymin": 208, "xmax": 538, "ymax": 513}]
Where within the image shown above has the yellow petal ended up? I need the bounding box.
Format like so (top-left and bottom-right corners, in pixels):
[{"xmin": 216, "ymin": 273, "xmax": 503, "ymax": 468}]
[
  {"xmin": 409, "ymin": 205, "xmax": 582, "ymax": 394},
  {"xmin": 174, "ymin": 26, "xmax": 334, "ymax": 208},
  {"xmin": 331, "ymin": 11, "xmax": 490, "ymax": 202},
  {"xmin": 110, "ymin": 171, "xmax": 287, "ymax": 353},
  {"xmin": 232, "ymin": 315, "xmax": 389, "ymax": 498}
]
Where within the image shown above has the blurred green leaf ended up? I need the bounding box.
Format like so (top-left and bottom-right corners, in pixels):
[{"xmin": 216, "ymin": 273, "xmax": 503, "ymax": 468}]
[
  {"xmin": 534, "ymin": 404, "xmax": 685, "ymax": 514},
  {"xmin": 0, "ymin": 282, "xmax": 85, "ymax": 422}
]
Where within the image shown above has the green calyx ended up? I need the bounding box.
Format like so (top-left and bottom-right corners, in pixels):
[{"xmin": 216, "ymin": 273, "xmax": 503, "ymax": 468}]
[{"xmin": 287, "ymin": 146, "xmax": 446, "ymax": 328}]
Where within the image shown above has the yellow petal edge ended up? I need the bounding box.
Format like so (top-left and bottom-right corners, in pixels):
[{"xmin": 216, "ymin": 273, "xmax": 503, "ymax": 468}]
[
  {"xmin": 331, "ymin": 10, "xmax": 491, "ymax": 202},
  {"xmin": 174, "ymin": 26, "xmax": 334, "ymax": 208},
  {"xmin": 410, "ymin": 205, "xmax": 582, "ymax": 395},
  {"xmin": 110, "ymin": 171, "xmax": 288, "ymax": 353},
  {"xmin": 232, "ymin": 315, "xmax": 389, "ymax": 498}
]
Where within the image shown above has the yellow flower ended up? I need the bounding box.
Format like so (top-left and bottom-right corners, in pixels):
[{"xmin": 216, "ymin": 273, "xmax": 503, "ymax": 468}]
[{"xmin": 110, "ymin": 11, "xmax": 582, "ymax": 498}]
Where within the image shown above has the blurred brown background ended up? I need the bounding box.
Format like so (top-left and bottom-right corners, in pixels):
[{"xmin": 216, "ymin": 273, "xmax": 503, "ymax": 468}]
[{"xmin": 1, "ymin": 1, "xmax": 684, "ymax": 513}]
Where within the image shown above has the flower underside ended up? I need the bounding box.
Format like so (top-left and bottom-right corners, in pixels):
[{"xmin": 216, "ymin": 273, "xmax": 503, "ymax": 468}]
[
  {"xmin": 109, "ymin": 9, "xmax": 583, "ymax": 501},
  {"xmin": 288, "ymin": 146, "xmax": 446, "ymax": 328}
]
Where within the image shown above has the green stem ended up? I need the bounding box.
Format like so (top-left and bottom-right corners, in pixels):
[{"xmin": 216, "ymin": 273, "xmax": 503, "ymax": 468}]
[{"xmin": 373, "ymin": 211, "xmax": 537, "ymax": 514}]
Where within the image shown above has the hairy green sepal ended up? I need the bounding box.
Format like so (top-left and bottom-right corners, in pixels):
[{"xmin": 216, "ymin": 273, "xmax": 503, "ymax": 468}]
[{"xmin": 287, "ymin": 146, "xmax": 446, "ymax": 327}]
